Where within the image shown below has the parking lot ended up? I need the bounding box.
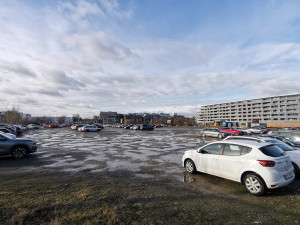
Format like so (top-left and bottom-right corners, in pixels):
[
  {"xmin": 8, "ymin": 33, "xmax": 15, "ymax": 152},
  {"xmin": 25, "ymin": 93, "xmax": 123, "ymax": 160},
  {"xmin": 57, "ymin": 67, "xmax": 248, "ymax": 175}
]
[{"xmin": 1, "ymin": 127, "xmax": 300, "ymax": 224}]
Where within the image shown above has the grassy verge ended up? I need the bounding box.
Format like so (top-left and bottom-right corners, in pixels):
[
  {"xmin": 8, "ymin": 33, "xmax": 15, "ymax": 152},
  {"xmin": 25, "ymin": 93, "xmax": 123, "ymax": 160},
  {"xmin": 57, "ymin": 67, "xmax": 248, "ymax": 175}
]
[{"xmin": 1, "ymin": 171, "xmax": 300, "ymax": 224}]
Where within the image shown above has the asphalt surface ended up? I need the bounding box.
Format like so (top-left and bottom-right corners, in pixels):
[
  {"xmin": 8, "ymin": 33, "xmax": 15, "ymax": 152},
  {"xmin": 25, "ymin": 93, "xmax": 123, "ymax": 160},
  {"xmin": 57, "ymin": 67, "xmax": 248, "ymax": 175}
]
[{"xmin": 1, "ymin": 127, "xmax": 300, "ymax": 190}]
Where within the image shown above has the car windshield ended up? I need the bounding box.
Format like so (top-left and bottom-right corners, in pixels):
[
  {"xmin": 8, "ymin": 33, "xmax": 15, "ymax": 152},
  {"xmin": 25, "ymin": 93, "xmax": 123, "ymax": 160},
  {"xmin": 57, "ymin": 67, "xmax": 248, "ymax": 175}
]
[
  {"xmin": 265, "ymin": 139, "xmax": 293, "ymax": 151},
  {"xmin": 260, "ymin": 144, "xmax": 285, "ymax": 157},
  {"xmin": 0, "ymin": 133, "xmax": 13, "ymax": 140},
  {"xmin": 283, "ymin": 136, "xmax": 296, "ymax": 142},
  {"xmin": 214, "ymin": 128, "xmax": 222, "ymax": 132}
]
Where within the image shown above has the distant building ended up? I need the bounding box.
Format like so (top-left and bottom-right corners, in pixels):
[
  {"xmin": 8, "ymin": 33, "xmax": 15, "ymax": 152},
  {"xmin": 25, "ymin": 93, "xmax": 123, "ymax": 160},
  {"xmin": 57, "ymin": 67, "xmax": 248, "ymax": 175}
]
[
  {"xmin": 64, "ymin": 117, "xmax": 72, "ymax": 124},
  {"xmin": 99, "ymin": 111, "xmax": 118, "ymax": 124},
  {"xmin": 196, "ymin": 94, "xmax": 300, "ymax": 127}
]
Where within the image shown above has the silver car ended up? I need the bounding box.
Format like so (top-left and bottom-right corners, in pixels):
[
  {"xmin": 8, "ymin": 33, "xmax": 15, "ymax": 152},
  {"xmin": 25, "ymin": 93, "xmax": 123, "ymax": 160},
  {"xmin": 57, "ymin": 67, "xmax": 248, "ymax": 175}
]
[
  {"xmin": 200, "ymin": 128, "xmax": 230, "ymax": 139},
  {"xmin": 0, "ymin": 133, "xmax": 37, "ymax": 158}
]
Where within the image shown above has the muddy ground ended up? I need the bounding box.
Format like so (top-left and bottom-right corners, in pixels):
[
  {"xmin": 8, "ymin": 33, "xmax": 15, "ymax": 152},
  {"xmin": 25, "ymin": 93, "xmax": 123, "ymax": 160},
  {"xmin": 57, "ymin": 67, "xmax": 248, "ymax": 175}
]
[{"xmin": 1, "ymin": 127, "xmax": 300, "ymax": 224}]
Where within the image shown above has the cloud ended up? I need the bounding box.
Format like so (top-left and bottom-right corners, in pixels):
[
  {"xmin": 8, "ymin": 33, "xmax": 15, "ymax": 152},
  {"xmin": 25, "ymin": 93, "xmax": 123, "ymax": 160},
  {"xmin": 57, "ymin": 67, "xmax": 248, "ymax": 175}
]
[
  {"xmin": 251, "ymin": 78, "xmax": 300, "ymax": 96},
  {"xmin": 63, "ymin": 32, "xmax": 137, "ymax": 64},
  {"xmin": 0, "ymin": 61, "xmax": 37, "ymax": 78},
  {"xmin": 98, "ymin": 0, "xmax": 134, "ymax": 19}
]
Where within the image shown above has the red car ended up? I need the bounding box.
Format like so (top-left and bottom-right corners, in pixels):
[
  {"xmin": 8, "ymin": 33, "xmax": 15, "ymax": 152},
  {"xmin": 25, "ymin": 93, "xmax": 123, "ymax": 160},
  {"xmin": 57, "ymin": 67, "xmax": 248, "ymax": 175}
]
[
  {"xmin": 221, "ymin": 127, "xmax": 243, "ymax": 136},
  {"xmin": 49, "ymin": 124, "xmax": 60, "ymax": 128}
]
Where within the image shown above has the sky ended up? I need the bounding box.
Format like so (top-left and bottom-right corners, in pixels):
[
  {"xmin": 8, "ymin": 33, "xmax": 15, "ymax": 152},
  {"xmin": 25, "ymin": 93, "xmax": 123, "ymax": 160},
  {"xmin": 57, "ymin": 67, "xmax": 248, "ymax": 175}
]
[{"xmin": 0, "ymin": 0, "xmax": 300, "ymax": 118}]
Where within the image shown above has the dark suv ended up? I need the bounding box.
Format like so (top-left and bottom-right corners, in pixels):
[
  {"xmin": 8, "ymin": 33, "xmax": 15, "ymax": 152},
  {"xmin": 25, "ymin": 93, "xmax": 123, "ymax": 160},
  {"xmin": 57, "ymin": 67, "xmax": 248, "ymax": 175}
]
[{"xmin": 0, "ymin": 133, "xmax": 37, "ymax": 159}]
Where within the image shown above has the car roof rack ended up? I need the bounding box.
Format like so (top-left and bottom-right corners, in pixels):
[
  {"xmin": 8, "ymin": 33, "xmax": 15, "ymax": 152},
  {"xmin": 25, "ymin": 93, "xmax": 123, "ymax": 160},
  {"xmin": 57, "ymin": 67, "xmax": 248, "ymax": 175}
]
[{"xmin": 224, "ymin": 136, "xmax": 265, "ymax": 143}]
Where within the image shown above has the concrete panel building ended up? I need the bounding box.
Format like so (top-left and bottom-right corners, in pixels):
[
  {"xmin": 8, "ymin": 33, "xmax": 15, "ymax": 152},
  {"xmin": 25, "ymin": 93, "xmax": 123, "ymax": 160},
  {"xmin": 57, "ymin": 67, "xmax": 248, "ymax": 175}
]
[
  {"xmin": 196, "ymin": 94, "xmax": 300, "ymax": 127},
  {"xmin": 99, "ymin": 111, "xmax": 118, "ymax": 124}
]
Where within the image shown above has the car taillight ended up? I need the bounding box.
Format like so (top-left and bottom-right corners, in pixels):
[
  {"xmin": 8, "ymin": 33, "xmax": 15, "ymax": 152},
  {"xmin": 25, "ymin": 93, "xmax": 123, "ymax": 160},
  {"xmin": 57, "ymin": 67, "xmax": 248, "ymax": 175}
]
[{"xmin": 258, "ymin": 160, "xmax": 276, "ymax": 167}]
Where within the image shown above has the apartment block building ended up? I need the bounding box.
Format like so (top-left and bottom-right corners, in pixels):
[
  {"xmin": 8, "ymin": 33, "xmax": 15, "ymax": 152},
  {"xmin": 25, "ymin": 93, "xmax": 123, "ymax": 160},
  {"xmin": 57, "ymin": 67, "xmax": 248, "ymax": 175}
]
[{"xmin": 196, "ymin": 94, "xmax": 300, "ymax": 127}]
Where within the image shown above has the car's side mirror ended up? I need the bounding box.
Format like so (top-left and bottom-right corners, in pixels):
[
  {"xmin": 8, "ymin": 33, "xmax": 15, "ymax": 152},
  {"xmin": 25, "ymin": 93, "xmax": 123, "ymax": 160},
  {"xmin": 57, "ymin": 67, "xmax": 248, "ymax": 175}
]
[{"xmin": 198, "ymin": 148, "xmax": 206, "ymax": 154}]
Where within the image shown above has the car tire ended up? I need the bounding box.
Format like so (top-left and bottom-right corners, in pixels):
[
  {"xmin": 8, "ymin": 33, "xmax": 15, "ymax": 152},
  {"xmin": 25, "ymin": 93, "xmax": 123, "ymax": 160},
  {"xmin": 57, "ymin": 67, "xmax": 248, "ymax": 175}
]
[
  {"xmin": 11, "ymin": 146, "xmax": 26, "ymax": 159},
  {"xmin": 243, "ymin": 173, "xmax": 266, "ymax": 196},
  {"xmin": 234, "ymin": 132, "xmax": 238, "ymax": 136},
  {"xmin": 202, "ymin": 133, "xmax": 206, "ymax": 137},
  {"xmin": 185, "ymin": 159, "xmax": 196, "ymax": 173},
  {"xmin": 292, "ymin": 162, "xmax": 299, "ymax": 178},
  {"xmin": 218, "ymin": 134, "xmax": 223, "ymax": 139},
  {"xmin": 86, "ymin": 129, "xmax": 89, "ymax": 132}
]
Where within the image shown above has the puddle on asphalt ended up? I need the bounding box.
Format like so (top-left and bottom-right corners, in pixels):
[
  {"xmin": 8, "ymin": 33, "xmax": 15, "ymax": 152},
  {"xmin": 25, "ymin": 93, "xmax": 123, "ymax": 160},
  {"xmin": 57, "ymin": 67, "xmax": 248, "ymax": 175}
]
[{"xmin": 23, "ymin": 127, "xmax": 203, "ymax": 180}]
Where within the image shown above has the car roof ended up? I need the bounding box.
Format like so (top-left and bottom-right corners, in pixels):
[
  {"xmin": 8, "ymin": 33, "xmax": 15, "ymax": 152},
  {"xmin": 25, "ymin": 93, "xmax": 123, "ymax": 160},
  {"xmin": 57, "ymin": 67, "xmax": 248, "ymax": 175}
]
[{"xmin": 205, "ymin": 139, "xmax": 272, "ymax": 149}]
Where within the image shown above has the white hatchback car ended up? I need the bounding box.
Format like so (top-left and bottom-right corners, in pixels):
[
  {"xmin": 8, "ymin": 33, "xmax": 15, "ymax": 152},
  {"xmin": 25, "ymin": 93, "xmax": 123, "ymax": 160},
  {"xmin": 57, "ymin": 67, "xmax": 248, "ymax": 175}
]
[
  {"xmin": 182, "ymin": 139, "xmax": 295, "ymax": 195},
  {"xmin": 225, "ymin": 136, "xmax": 300, "ymax": 178}
]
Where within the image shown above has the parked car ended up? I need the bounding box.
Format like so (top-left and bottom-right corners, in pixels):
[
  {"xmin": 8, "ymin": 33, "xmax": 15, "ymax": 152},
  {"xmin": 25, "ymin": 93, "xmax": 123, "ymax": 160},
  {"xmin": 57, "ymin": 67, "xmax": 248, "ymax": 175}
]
[
  {"xmin": 0, "ymin": 128, "xmax": 14, "ymax": 135},
  {"xmin": 71, "ymin": 124, "xmax": 85, "ymax": 130},
  {"xmin": 200, "ymin": 128, "xmax": 230, "ymax": 139},
  {"xmin": 234, "ymin": 127, "xmax": 253, "ymax": 135},
  {"xmin": 247, "ymin": 127, "xmax": 268, "ymax": 134},
  {"xmin": 264, "ymin": 135, "xmax": 300, "ymax": 150},
  {"xmin": 49, "ymin": 124, "xmax": 60, "ymax": 128},
  {"xmin": 0, "ymin": 133, "xmax": 37, "ymax": 158},
  {"xmin": 182, "ymin": 139, "xmax": 295, "ymax": 195},
  {"xmin": 141, "ymin": 124, "xmax": 154, "ymax": 130},
  {"xmin": 132, "ymin": 125, "xmax": 141, "ymax": 130},
  {"xmin": 0, "ymin": 131, "xmax": 16, "ymax": 139},
  {"xmin": 94, "ymin": 124, "xmax": 105, "ymax": 129},
  {"xmin": 221, "ymin": 127, "xmax": 243, "ymax": 136},
  {"xmin": 225, "ymin": 136, "xmax": 300, "ymax": 177},
  {"xmin": 27, "ymin": 124, "xmax": 39, "ymax": 129},
  {"xmin": 79, "ymin": 125, "xmax": 101, "ymax": 132}
]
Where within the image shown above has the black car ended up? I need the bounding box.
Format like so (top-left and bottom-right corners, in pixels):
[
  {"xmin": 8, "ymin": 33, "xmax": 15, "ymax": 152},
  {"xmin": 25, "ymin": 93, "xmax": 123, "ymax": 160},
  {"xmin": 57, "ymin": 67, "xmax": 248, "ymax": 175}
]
[
  {"xmin": 0, "ymin": 128, "xmax": 14, "ymax": 135},
  {"xmin": 141, "ymin": 124, "xmax": 154, "ymax": 130}
]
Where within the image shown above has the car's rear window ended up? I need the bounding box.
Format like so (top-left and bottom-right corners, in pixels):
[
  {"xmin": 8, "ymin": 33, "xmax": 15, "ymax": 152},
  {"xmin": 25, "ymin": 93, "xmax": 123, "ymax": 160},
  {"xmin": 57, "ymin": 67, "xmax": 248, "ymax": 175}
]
[{"xmin": 259, "ymin": 144, "xmax": 285, "ymax": 157}]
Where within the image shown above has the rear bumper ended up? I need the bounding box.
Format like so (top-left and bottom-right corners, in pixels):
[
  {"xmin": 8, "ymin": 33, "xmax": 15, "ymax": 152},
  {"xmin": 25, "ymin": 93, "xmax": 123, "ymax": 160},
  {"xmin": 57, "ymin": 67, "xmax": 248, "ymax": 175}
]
[{"xmin": 263, "ymin": 168, "xmax": 295, "ymax": 189}]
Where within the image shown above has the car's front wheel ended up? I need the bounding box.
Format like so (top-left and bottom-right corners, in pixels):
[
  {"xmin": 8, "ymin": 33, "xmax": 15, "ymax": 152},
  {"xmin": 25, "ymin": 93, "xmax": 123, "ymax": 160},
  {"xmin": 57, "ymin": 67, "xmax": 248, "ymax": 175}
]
[
  {"xmin": 11, "ymin": 146, "xmax": 26, "ymax": 159},
  {"xmin": 218, "ymin": 134, "xmax": 223, "ymax": 139},
  {"xmin": 202, "ymin": 133, "xmax": 206, "ymax": 137},
  {"xmin": 185, "ymin": 159, "xmax": 196, "ymax": 173},
  {"xmin": 243, "ymin": 173, "xmax": 266, "ymax": 195}
]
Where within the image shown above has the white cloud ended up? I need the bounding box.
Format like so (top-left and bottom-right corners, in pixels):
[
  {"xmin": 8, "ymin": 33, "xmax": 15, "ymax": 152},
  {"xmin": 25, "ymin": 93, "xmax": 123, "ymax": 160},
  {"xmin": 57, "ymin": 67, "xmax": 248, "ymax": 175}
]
[
  {"xmin": 0, "ymin": 0, "xmax": 299, "ymax": 117},
  {"xmin": 98, "ymin": 0, "xmax": 134, "ymax": 19}
]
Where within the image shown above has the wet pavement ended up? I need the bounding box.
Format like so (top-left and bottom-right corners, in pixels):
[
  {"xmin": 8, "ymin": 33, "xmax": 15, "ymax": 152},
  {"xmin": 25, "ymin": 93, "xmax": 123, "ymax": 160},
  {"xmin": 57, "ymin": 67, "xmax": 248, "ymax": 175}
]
[
  {"xmin": 2, "ymin": 127, "xmax": 207, "ymax": 181},
  {"xmin": 1, "ymin": 127, "xmax": 300, "ymax": 193}
]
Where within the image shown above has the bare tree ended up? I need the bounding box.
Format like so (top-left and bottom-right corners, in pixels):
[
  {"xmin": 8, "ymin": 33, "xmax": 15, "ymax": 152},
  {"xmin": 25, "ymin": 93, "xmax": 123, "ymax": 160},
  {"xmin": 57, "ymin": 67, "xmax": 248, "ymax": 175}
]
[{"xmin": 5, "ymin": 106, "xmax": 21, "ymax": 124}]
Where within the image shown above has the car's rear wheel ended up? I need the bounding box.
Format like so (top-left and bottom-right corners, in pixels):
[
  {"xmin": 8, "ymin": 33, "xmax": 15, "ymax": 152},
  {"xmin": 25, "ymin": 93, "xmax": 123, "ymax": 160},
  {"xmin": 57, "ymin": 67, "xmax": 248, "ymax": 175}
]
[
  {"xmin": 185, "ymin": 159, "xmax": 196, "ymax": 173},
  {"xmin": 234, "ymin": 132, "xmax": 238, "ymax": 136},
  {"xmin": 243, "ymin": 174, "xmax": 266, "ymax": 196},
  {"xmin": 11, "ymin": 146, "xmax": 26, "ymax": 159},
  {"xmin": 202, "ymin": 133, "xmax": 206, "ymax": 137},
  {"xmin": 292, "ymin": 162, "xmax": 299, "ymax": 178}
]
